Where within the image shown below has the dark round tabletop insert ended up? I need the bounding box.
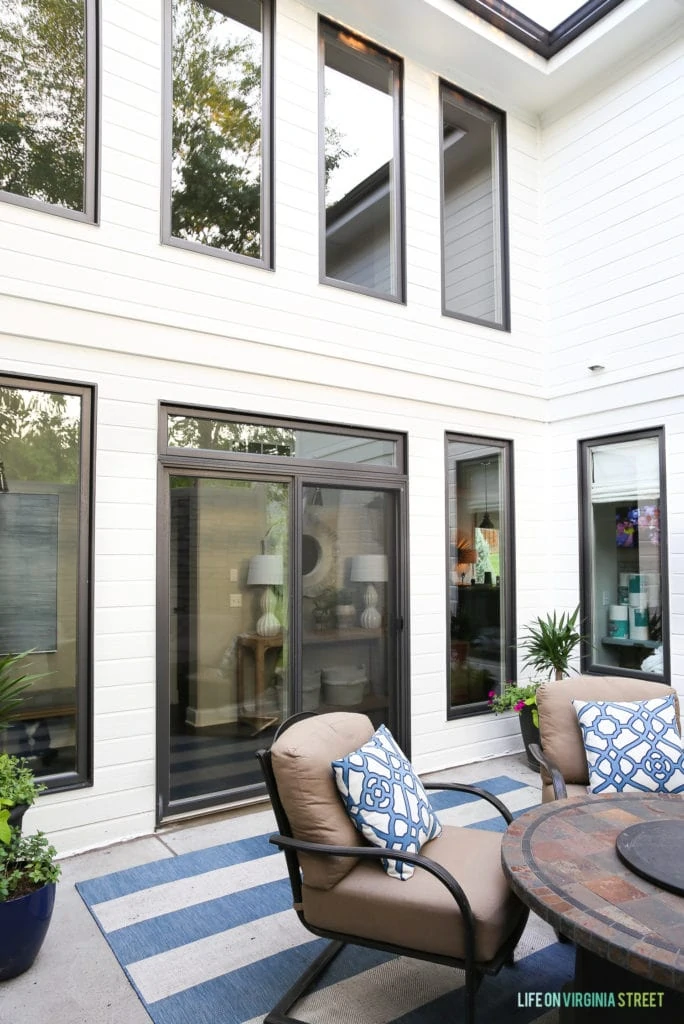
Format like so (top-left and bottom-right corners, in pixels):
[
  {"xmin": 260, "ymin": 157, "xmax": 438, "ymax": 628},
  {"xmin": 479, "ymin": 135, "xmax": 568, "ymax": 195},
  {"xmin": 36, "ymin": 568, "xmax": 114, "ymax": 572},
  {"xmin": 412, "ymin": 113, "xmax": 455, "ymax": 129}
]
[{"xmin": 616, "ymin": 819, "xmax": 684, "ymax": 896}]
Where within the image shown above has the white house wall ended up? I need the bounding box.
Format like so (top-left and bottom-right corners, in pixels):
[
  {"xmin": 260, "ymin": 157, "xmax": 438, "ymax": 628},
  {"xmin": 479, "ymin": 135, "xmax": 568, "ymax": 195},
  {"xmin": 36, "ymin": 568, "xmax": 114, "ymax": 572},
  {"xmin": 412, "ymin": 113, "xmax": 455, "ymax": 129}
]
[
  {"xmin": 4, "ymin": 0, "xmax": 681, "ymax": 854},
  {"xmin": 541, "ymin": 22, "xmax": 684, "ymax": 701},
  {"xmin": 0, "ymin": 0, "xmax": 546, "ymax": 855}
]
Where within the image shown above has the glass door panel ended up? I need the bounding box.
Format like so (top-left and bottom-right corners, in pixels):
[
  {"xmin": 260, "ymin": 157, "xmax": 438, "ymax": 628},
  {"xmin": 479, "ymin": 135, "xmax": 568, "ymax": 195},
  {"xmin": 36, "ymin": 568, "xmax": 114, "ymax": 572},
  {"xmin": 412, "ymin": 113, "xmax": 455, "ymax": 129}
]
[
  {"xmin": 167, "ymin": 475, "xmax": 289, "ymax": 812},
  {"xmin": 300, "ymin": 486, "xmax": 395, "ymax": 728}
]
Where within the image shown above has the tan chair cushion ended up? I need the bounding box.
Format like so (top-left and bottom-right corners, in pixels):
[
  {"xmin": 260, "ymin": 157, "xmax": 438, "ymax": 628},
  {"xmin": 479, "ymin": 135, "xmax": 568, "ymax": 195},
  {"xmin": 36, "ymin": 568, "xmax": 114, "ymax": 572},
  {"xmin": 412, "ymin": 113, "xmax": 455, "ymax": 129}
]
[
  {"xmin": 541, "ymin": 780, "xmax": 587, "ymax": 803},
  {"xmin": 537, "ymin": 675, "xmax": 679, "ymax": 793},
  {"xmin": 302, "ymin": 824, "xmax": 526, "ymax": 963},
  {"xmin": 271, "ymin": 712, "xmax": 375, "ymax": 890}
]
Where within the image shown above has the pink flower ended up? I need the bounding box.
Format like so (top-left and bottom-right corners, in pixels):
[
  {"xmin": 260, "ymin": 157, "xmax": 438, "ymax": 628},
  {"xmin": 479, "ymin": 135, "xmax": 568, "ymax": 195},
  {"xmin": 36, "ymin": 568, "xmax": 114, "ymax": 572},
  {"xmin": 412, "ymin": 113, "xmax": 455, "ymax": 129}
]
[{"xmin": 513, "ymin": 699, "xmax": 525, "ymax": 712}]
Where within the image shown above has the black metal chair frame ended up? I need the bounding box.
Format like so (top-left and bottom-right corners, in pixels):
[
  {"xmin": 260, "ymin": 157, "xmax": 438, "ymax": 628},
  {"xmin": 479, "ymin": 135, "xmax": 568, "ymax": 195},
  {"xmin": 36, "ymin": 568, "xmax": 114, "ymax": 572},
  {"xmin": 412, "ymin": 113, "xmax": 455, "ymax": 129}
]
[
  {"xmin": 255, "ymin": 715, "xmax": 529, "ymax": 1024},
  {"xmin": 527, "ymin": 742, "xmax": 569, "ymax": 800}
]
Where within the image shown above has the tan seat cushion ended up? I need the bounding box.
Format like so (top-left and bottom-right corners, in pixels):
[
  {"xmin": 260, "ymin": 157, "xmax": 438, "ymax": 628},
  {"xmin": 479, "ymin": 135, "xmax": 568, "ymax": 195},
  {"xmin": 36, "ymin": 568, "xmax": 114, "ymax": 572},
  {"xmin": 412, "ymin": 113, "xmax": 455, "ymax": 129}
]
[
  {"xmin": 302, "ymin": 824, "xmax": 526, "ymax": 963},
  {"xmin": 541, "ymin": 780, "xmax": 587, "ymax": 803},
  {"xmin": 537, "ymin": 676, "xmax": 679, "ymax": 795},
  {"xmin": 271, "ymin": 712, "xmax": 375, "ymax": 890}
]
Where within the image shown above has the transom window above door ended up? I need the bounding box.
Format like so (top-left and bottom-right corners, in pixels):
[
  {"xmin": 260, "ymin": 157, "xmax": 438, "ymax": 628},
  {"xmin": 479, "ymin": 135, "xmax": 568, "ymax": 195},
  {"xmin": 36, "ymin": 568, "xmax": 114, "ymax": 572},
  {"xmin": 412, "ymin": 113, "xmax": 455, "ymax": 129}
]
[{"xmin": 166, "ymin": 414, "xmax": 400, "ymax": 467}]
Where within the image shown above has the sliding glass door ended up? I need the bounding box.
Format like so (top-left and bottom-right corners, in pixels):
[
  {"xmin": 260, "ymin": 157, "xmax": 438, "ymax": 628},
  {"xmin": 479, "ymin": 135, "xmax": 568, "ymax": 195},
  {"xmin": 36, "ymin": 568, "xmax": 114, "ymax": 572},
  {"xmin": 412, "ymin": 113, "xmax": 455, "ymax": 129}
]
[
  {"xmin": 299, "ymin": 485, "xmax": 395, "ymax": 727},
  {"xmin": 166, "ymin": 474, "xmax": 289, "ymax": 813},
  {"xmin": 157, "ymin": 409, "xmax": 407, "ymax": 821}
]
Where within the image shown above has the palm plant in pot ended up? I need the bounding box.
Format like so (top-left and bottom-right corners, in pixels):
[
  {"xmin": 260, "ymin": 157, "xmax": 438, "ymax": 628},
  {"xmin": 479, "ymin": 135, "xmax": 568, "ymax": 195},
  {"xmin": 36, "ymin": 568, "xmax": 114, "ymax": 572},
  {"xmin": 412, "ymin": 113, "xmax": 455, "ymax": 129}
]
[
  {"xmin": 0, "ymin": 651, "xmax": 60, "ymax": 981},
  {"xmin": 490, "ymin": 607, "xmax": 582, "ymax": 771}
]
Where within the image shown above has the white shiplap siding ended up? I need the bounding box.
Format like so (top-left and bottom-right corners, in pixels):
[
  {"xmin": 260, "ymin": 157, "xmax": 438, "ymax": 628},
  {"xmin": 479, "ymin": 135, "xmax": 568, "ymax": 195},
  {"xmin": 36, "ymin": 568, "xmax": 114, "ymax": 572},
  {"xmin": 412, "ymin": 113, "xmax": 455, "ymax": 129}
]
[
  {"xmin": 12, "ymin": 0, "xmax": 684, "ymax": 855},
  {"xmin": 542, "ymin": 26, "xmax": 684, "ymax": 706}
]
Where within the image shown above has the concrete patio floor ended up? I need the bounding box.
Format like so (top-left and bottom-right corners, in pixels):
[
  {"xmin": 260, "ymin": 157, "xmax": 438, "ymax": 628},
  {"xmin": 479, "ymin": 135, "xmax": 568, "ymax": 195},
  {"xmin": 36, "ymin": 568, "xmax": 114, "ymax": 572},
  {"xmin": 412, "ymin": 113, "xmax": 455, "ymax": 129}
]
[{"xmin": 0, "ymin": 752, "xmax": 541, "ymax": 1024}]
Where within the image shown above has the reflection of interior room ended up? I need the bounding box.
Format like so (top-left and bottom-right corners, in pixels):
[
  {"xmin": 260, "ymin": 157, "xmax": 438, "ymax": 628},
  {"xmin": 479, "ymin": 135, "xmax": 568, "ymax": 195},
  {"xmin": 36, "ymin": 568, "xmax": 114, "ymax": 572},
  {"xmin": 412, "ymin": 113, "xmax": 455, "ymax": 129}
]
[
  {"xmin": 449, "ymin": 453, "xmax": 503, "ymax": 707},
  {"xmin": 168, "ymin": 478, "xmax": 393, "ymax": 804},
  {"xmin": 300, "ymin": 488, "xmax": 390, "ymax": 728},
  {"xmin": 169, "ymin": 477, "xmax": 287, "ymax": 804},
  {"xmin": 589, "ymin": 439, "xmax": 662, "ymax": 673}
]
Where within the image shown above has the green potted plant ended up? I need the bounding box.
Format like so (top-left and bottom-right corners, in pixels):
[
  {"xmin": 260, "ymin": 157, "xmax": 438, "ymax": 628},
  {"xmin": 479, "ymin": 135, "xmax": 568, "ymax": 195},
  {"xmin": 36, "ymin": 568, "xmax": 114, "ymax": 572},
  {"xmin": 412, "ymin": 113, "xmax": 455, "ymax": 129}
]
[
  {"xmin": 311, "ymin": 588, "xmax": 335, "ymax": 631},
  {"xmin": 0, "ymin": 650, "xmax": 60, "ymax": 980},
  {"xmin": 0, "ymin": 828, "xmax": 60, "ymax": 980},
  {"xmin": 489, "ymin": 607, "xmax": 582, "ymax": 770},
  {"xmin": 519, "ymin": 606, "xmax": 582, "ymax": 682},
  {"xmin": 334, "ymin": 588, "xmax": 356, "ymax": 631}
]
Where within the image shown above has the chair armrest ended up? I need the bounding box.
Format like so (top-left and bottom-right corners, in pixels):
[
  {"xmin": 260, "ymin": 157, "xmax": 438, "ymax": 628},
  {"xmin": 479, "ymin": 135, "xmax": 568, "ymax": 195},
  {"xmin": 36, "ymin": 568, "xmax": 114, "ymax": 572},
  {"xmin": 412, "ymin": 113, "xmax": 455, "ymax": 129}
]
[
  {"xmin": 422, "ymin": 781, "xmax": 513, "ymax": 824},
  {"xmin": 270, "ymin": 832, "xmax": 477, "ymax": 949},
  {"xmin": 527, "ymin": 743, "xmax": 567, "ymax": 800}
]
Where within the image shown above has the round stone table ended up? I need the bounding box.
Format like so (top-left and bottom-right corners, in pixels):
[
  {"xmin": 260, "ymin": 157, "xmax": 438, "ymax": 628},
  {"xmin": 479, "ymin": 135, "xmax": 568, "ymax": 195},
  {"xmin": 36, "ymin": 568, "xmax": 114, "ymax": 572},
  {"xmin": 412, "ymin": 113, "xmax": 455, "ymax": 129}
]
[{"xmin": 502, "ymin": 794, "xmax": 684, "ymax": 1020}]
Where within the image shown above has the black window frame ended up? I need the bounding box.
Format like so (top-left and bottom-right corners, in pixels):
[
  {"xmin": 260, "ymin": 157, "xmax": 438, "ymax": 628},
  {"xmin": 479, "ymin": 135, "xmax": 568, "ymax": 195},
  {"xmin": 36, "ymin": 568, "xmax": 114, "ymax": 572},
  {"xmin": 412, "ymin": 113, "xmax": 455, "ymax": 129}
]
[
  {"xmin": 445, "ymin": 432, "xmax": 516, "ymax": 719},
  {"xmin": 0, "ymin": 373, "xmax": 95, "ymax": 792},
  {"xmin": 161, "ymin": 0, "xmax": 275, "ymax": 268},
  {"xmin": 454, "ymin": 0, "xmax": 625, "ymax": 59},
  {"xmin": 0, "ymin": 0, "xmax": 100, "ymax": 224},
  {"xmin": 439, "ymin": 80, "xmax": 509, "ymax": 332},
  {"xmin": 578, "ymin": 427, "xmax": 669, "ymax": 681},
  {"xmin": 318, "ymin": 18, "xmax": 405, "ymax": 304}
]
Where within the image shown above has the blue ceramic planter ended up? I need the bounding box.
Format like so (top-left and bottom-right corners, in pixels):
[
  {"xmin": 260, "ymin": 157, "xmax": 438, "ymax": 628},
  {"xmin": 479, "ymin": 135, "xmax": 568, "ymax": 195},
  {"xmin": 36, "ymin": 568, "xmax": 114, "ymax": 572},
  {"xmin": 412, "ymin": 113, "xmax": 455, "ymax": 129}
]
[{"xmin": 0, "ymin": 882, "xmax": 56, "ymax": 981}]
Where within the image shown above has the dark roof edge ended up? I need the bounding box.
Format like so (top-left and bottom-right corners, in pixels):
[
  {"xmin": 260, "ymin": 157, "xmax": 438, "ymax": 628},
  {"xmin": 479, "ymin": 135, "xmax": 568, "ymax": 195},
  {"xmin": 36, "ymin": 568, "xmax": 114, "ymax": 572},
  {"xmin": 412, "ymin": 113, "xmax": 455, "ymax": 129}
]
[{"xmin": 455, "ymin": 0, "xmax": 626, "ymax": 59}]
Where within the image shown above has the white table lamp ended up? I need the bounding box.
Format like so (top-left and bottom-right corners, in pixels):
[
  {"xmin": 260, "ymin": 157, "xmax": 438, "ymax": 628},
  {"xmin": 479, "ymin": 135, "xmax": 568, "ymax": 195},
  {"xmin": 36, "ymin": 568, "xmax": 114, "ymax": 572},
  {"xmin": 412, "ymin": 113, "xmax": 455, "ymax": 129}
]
[
  {"xmin": 247, "ymin": 554, "xmax": 283, "ymax": 636},
  {"xmin": 350, "ymin": 554, "xmax": 388, "ymax": 630}
]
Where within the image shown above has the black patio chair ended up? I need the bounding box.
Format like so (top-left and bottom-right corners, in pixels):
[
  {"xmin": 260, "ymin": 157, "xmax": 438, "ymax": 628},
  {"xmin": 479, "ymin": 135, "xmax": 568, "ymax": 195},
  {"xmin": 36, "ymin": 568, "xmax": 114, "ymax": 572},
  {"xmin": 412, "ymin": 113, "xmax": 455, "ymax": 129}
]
[{"xmin": 255, "ymin": 711, "xmax": 529, "ymax": 1024}]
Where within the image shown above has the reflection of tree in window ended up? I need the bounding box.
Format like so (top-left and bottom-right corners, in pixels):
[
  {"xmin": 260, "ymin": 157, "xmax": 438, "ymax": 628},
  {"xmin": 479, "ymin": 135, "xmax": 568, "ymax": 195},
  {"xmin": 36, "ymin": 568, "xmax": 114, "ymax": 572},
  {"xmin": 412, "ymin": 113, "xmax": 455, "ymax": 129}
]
[
  {"xmin": 168, "ymin": 415, "xmax": 295, "ymax": 455},
  {"xmin": 0, "ymin": 388, "xmax": 80, "ymax": 485},
  {"xmin": 171, "ymin": 0, "xmax": 263, "ymax": 257},
  {"xmin": 0, "ymin": 0, "xmax": 86, "ymax": 210},
  {"xmin": 324, "ymin": 99, "xmax": 355, "ymax": 197}
]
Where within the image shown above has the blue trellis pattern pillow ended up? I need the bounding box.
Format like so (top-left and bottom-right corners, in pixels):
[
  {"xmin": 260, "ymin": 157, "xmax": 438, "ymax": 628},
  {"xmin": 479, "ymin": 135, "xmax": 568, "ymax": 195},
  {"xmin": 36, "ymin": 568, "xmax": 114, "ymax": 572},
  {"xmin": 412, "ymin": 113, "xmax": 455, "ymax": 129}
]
[
  {"xmin": 573, "ymin": 696, "xmax": 684, "ymax": 794},
  {"xmin": 332, "ymin": 725, "xmax": 442, "ymax": 880}
]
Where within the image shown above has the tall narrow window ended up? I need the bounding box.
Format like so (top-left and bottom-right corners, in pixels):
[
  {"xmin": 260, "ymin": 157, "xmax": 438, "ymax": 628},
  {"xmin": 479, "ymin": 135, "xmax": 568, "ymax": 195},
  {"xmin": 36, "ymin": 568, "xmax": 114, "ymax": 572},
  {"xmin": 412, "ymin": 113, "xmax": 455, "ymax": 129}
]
[
  {"xmin": 446, "ymin": 435, "xmax": 514, "ymax": 716},
  {"xmin": 440, "ymin": 83, "xmax": 508, "ymax": 329},
  {"xmin": 0, "ymin": 0, "xmax": 97, "ymax": 220},
  {"xmin": 0, "ymin": 378, "xmax": 93, "ymax": 787},
  {"xmin": 580, "ymin": 430, "xmax": 668, "ymax": 680},
  {"xmin": 320, "ymin": 21, "xmax": 403, "ymax": 301},
  {"xmin": 166, "ymin": 0, "xmax": 272, "ymax": 265}
]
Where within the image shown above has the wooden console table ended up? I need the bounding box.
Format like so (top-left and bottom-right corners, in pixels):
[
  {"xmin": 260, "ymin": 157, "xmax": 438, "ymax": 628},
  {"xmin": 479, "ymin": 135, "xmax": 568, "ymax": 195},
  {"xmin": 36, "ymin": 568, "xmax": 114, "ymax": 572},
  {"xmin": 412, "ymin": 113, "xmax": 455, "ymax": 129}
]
[{"xmin": 236, "ymin": 632, "xmax": 283, "ymax": 735}]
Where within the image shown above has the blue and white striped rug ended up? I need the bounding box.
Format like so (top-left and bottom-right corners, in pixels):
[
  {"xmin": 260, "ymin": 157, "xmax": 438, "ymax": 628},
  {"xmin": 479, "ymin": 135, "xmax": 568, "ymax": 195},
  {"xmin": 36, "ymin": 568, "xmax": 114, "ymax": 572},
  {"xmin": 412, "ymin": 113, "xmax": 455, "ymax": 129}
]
[{"xmin": 76, "ymin": 776, "xmax": 573, "ymax": 1024}]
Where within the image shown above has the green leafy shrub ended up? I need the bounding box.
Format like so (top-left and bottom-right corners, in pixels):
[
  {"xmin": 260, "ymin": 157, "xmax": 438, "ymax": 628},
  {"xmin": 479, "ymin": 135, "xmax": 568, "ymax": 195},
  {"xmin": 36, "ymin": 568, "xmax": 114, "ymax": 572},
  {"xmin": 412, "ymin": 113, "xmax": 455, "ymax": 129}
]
[
  {"xmin": 0, "ymin": 830, "xmax": 60, "ymax": 901},
  {"xmin": 0, "ymin": 754, "xmax": 43, "ymax": 808},
  {"xmin": 488, "ymin": 682, "xmax": 540, "ymax": 727},
  {"xmin": 0, "ymin": 753, "xmax": 46, "ymax": 844}
]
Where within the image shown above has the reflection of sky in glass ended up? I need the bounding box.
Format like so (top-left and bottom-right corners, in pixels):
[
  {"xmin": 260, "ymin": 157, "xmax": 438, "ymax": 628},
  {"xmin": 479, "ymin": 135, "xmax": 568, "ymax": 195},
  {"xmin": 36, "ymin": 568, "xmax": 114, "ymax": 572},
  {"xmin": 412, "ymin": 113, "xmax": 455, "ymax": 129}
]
[
  {"xmin": 325, "ymin": 67, "xmax": 393, "ymax": 207},
  {"xmin": 507, "ymin": 0, "xmax": 586, "ymax": 28}
]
